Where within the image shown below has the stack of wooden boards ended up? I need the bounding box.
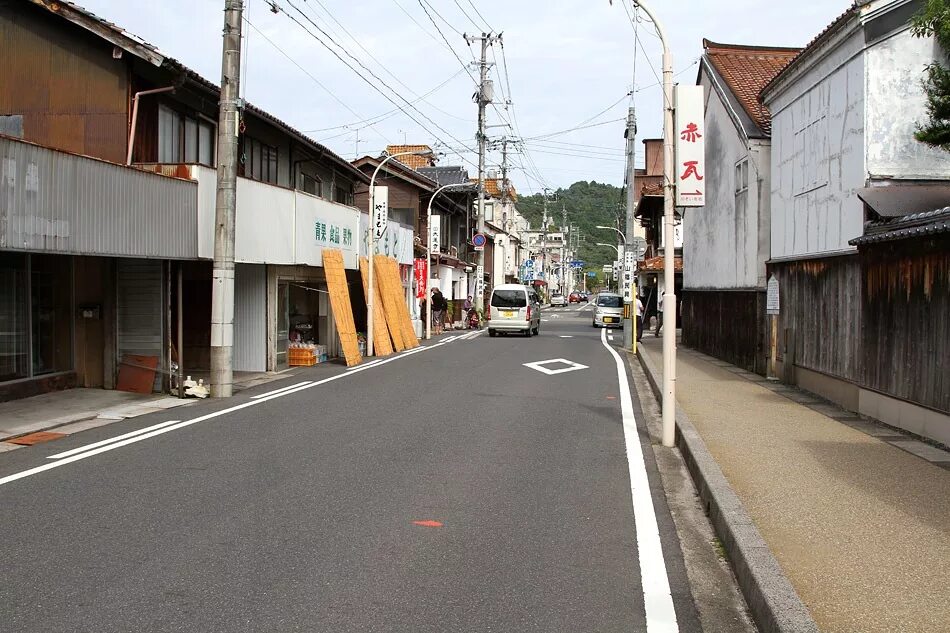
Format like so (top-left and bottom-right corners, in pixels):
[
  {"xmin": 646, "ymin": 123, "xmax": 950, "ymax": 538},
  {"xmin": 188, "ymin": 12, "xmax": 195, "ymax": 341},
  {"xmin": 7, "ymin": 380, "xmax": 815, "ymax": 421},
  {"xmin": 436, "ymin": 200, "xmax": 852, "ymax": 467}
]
[{"xmin": 322, "ymin": 249, "xmax": 419, "ymax": 367}]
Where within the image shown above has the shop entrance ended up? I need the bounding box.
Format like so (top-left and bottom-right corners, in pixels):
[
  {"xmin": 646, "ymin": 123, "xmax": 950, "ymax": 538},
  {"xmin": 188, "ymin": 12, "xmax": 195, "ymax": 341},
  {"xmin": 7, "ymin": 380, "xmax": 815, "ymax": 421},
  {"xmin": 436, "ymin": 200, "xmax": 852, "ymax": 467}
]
[{"xmin": 276, "ymin": 278, "xmax": 332, "ymax": 371}]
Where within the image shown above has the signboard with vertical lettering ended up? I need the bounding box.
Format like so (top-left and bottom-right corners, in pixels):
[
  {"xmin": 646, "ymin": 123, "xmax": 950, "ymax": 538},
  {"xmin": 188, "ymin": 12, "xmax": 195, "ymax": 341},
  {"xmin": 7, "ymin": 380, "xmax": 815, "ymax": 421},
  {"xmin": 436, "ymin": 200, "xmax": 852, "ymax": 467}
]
[
  {"xmin": 674, "ymin": 85, "xmax": 705, "ymax": 207},
  {"xmin": 429, "ymin": 214, "xmax": 441, "ymax": 254},
  {"xmin": 372, "ymin": 185, "xmax": 389, "ymax": 239}
]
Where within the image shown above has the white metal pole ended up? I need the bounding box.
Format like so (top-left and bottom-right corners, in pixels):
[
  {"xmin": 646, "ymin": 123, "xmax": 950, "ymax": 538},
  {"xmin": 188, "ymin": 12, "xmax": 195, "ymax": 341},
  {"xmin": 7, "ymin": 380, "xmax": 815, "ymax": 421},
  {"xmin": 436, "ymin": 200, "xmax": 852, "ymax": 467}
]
[
  {"xmin": 425, "ymin": 183, "xmax": 468, "ymax": 340},
  {"xmin": 633, "ymin": 1, "xmax": 677, "ymax": 448}
]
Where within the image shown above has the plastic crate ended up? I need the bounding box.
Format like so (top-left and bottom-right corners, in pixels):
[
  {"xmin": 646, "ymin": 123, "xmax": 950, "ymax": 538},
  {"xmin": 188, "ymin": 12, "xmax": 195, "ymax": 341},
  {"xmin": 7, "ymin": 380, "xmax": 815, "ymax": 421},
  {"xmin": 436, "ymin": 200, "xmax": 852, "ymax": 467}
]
[{"xmin": 288, "ymin": 348, "xmax": 317, "ymax": 367}]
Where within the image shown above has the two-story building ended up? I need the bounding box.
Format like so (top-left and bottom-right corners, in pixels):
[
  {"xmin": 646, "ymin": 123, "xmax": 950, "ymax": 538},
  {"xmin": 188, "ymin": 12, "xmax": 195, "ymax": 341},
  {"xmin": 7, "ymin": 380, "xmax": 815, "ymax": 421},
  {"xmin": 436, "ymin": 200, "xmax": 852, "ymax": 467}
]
[
  {"xmin": 0, "ymin": 0, "xmax": 368, "ymax": 399},
  {"xmin": 760, "ymin": 0, "xmax": 950, "ymax": 444},
  {"xmin": 681, "ymin": 39, "xmax": 800, "ymax": 374}
]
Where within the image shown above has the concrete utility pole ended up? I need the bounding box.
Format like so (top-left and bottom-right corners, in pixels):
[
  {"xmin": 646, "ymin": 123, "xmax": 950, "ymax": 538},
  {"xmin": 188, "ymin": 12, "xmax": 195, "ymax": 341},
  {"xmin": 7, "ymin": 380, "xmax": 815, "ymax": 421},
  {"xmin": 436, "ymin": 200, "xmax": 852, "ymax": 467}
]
[
  {"xmin": 464, "ymin": 32, "xmax": 499, "ymax": 310},
  {"xmin": 210, "ymin": 0, "xmax": 244, "ymax": 398},
  {"xmin": 541, "ymin": 188, "xmax": 550, "ymax": 288},
  {"xmin": 623, "ymin": 106, "xmax": 637, "ymax": 349},
  {"xmin": 561, "ymin": 205, "xmax": 567, "ymax": 292}
]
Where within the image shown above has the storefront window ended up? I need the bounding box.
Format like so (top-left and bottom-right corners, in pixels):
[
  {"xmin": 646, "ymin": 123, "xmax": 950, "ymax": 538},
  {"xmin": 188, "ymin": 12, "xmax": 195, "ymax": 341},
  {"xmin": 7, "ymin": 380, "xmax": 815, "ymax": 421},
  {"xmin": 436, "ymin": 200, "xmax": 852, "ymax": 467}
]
[
  {"xmin": 0, "ymin": 253, "xmax": 29, "ymax": 381},
  {"xmin": 31, "ymin": 255, "xmax": 73, "ymax": 375}
]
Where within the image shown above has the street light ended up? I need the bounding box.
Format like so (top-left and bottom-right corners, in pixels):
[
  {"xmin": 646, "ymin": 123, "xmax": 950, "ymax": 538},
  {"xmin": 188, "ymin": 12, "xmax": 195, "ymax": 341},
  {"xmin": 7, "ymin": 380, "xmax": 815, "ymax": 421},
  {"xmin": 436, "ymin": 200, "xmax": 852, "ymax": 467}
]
[
  {"xmin": 614, "ymin": 0, "xmax": 676, "ymax": 449},
  {"xmin": 596, "ymin": 242, "xmax": 622, "ymax": 258},
  {"xmin": 595, "ymin": 225, "xmax": 627, "ymax": 244},
  {"xmin": 368, "ymin": 149, "xmax": 434, "ymax": 357},
  {"xmin": 425, "ymin": 182, "xmax": 469, "ymax": 340}
]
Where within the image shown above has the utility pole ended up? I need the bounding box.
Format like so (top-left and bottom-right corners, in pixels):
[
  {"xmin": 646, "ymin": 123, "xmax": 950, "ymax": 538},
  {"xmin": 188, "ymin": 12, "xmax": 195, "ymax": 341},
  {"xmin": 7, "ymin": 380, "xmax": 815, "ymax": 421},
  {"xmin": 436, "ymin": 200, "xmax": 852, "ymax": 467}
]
[
  {"xmin": 623, "ymin": 106, "xmax": 637, "ymax": 349},
  {"xmin": 541, "ymin": 188, "xmax": 550, "ymax": 290},
  {"xmin": 464, "ymin": 32, "xmax": 499, "ymax": 310},
  {"xmin": 561, "ymin": 205, "xmax": 567, "ymax": 293},
  {"xmin": 210, "ymin": 0, "xmax": 244, "ymax": 398}
]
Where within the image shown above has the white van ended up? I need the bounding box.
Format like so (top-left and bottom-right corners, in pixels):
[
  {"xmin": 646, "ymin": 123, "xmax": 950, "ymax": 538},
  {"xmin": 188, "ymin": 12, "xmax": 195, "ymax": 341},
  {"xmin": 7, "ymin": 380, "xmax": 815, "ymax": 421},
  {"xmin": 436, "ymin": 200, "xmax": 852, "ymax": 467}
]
[{"xmin": 487, "ymin": 284, "xmax": 541, "ymax": 337}]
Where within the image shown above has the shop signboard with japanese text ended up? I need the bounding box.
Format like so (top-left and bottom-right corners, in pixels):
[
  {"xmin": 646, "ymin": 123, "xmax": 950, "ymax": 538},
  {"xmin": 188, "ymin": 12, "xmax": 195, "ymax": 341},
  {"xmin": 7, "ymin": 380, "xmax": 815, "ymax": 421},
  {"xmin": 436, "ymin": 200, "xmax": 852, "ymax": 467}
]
[
  {"xmin": 359, "ymin": 213, "xmax": 414, "ymax": 265},
  {"xmin": 674, "ymin": 85, "xmax": 705, "ymax": 207},
  {"xmin": 372, "ymin": 185, "xmax": 389, "ymax": 239},
  {"xmin": 414, "ymin": 258, "xmax": 428, "ymax": 299}
]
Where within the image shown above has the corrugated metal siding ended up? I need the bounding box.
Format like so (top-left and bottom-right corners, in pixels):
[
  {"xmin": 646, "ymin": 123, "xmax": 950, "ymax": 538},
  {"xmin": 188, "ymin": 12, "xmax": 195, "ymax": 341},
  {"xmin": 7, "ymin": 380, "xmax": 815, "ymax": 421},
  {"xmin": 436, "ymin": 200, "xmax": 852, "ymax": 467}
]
[
  {"xmin": 233, "ymin": 264, "xmax": 266, "ymax": 372},
  {"xmin": 117, "ymin": 259, "xmax": 164, "ymax": 392},
  {"xmin": 0, "ymin": 136, "xmax": 197, "ymax": 258},
  {"xmin": 682, "ymin": 290, "xmax": 768, "ymax": 375},
  {"xmin": 0, "ymin": 7, "xmax": 129, "ymax": 163}
]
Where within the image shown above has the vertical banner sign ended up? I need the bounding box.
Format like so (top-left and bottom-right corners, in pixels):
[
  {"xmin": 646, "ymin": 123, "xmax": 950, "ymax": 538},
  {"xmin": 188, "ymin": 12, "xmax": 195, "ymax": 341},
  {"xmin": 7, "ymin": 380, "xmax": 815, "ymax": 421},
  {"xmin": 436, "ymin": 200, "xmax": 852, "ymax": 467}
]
[
  {"xmin": 674, "ymin": 85, "xmax": 705, "ymax": 207},
  {"xmin": 429, "ymin": 214, "xmax": 441, "ymax": 254},
  {"xmin": 623, "ymin": 250, "xmax": 636, "ymax": 302},
  {"xmin": 414, "ymin": 258, "xmax": 428, "ymax": 299},
  {"xmin": 475, "ymin": 264, "xmax": 484, "ymax": 298},
  {"xmin": 372, "ymin": 185, "xmax": 389, "ymax": 240}
]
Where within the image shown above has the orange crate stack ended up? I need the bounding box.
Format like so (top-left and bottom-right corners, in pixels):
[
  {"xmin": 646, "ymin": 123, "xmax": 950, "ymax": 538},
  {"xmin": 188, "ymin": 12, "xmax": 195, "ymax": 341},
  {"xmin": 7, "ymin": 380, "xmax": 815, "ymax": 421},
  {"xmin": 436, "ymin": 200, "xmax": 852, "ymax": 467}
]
[{"xmin": 288, "ymin": 348, "xmax": 317, "ymax": 367}]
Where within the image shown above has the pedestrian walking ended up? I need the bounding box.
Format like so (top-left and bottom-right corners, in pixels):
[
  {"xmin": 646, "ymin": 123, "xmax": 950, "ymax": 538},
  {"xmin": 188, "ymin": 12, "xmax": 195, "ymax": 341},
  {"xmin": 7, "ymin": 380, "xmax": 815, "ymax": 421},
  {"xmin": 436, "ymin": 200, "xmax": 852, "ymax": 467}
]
[
  {"xmin": 654, "ymin": 293, "xmax": 663, "ymax": 337},
  {"xmin": 431, "ymin": 288, "xmax": 448, "ymax": 335}
]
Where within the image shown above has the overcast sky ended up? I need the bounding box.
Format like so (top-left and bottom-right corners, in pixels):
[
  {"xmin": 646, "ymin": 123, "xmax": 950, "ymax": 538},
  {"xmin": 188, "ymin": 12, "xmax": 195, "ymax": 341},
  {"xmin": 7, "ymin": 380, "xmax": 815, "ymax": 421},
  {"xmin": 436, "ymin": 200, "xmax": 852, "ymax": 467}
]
[{"xmin": 80, "ymin": 0, "xmax": 849, "ymax": 193}]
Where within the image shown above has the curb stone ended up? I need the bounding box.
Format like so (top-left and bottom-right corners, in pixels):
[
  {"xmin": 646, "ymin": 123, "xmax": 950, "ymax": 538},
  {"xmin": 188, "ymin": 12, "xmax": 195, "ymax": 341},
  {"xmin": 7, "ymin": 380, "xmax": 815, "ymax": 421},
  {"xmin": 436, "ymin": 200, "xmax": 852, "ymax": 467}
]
[{"xmin": 634, "ymin": 348, "xmax": 820, "ymax": 633}]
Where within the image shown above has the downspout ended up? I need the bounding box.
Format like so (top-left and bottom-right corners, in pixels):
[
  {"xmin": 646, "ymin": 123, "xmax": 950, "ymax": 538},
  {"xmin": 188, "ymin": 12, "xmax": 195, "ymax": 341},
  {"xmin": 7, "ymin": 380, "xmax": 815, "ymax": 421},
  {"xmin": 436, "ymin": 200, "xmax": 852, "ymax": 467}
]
[{"xmin": 127, "ymin": 86, "xmax": 176, "ymax": 165}]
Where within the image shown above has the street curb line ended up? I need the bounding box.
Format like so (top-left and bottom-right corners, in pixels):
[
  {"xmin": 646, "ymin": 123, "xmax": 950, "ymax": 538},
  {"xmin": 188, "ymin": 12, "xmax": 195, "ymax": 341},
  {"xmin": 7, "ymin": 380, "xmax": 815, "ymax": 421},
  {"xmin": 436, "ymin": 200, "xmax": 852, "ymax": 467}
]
[{"xmin": 634, "ymin": 348, "xmax": 820, "ymax": 633}]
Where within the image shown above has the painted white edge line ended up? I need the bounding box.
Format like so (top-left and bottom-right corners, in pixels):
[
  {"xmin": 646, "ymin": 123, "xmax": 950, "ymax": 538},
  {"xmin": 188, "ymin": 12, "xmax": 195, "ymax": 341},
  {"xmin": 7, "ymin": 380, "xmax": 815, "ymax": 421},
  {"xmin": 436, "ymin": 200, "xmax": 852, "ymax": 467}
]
[
  {"xmin": 0, "ymin": 337, "xmax": 459, "ymax": 488},
  {"xmin": 250, "ymin": 381, "xmax": 313, "ymax": 398},
  {"xmin": 600, "ymin": 327, "xmax": 679, "ymax": 632},
  {"xmin": 347, "ymin": 359, "xmax": 384, "ymax": 371},
  {"xmin": 47, "ymin": 419, "xmax": 182, "ymax": 460}
]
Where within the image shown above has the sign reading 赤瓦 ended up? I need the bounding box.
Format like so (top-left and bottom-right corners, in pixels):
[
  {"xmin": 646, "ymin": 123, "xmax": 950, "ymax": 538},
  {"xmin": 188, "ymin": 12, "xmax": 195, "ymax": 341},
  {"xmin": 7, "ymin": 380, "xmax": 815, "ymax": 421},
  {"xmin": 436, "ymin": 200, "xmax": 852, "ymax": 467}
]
[
  {"xmin": 372, "ymin": 185, "xmax": 389, "ymax": 240},
  {"xmin": 674, "ymin": 85, "xmax": 705, "ymax": 207}
]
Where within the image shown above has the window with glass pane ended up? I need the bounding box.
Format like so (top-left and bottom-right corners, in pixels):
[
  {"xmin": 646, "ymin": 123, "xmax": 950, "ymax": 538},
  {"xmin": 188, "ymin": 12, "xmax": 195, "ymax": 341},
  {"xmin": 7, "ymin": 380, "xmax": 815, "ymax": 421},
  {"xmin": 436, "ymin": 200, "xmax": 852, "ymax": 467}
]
[
  {"xmin": 184, "ymin": 117, "xmax": 198, "ymax": 163},
  {"xmin": 158, "ymin": 104, "xmax": 181, "ymax": 163},
  {"xmin": 0, "ymin": 253, "xmax": 29, "ymax": 381},
  {"xmin": 30, "ymin": 255, "xmax": 72, "ymax": 375},
  {"xmin": 198, "ymin": 120, "xmax": 214, "ymax": 166}
]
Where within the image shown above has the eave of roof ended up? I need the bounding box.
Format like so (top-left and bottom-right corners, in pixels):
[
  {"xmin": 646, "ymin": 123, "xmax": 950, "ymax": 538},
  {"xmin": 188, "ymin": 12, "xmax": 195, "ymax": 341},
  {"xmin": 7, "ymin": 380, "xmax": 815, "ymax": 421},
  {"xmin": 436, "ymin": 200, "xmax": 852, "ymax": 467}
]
[
  {"xmin": 760, "ymin": 3, "xmax": 860, "ymax": 100},
  {"xmin": 850, "ymin": 207, "xmax": 950, "ymax": 245},
  {"xmin": 351, "ymin": 156, "xmax": 438, "ymax": 191},
  {"xmin": 36, "ymin": 0, "xmax": 368, "ymax": 184}
]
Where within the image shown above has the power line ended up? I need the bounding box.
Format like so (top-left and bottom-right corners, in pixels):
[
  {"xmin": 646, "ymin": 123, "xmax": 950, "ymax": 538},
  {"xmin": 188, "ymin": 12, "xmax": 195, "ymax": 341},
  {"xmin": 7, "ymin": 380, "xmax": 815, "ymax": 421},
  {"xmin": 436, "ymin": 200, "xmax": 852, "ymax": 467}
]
[
  {"xmin": 271, "ymin": 0, "xmax": 479, "ymax": 165},
  {"xmin": 465, "ymin": 0, "xmax": 494, "ymax": 32},
  {"xmin": 523, "ymin": 117, "xmax": 627, "ymax": 142},
  {"xmin": 450, "ymin": 0, "xmax": 482, "ymax": 31}
]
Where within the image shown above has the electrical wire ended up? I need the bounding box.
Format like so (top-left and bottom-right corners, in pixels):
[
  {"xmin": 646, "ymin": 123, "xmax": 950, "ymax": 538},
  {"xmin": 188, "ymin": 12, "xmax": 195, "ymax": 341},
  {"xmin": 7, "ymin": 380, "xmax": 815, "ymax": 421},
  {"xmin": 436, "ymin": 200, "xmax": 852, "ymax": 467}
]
[
  {"xmin": 450, "ymin": 0, "xmax": 482, "ymax": 31},
  {"xmin": 523, "ymin": 117, "xmax": 627, "ymax": 142},
  {"xmin": 465, "ymin": 0, "xmax": 494, "ymax": 32},
  {"xmin": 273, "ymin": 0, "xmax": 479, "ymax": 165}
]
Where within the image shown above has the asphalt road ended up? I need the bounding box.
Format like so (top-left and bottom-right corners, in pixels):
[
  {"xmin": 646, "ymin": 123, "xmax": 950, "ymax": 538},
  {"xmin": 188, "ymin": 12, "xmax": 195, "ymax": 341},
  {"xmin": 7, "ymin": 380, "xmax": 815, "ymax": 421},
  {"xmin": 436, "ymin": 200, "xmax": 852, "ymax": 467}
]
[{"xmin": 0, "ymin": 304, "xmax": 702, "ymax": 632}]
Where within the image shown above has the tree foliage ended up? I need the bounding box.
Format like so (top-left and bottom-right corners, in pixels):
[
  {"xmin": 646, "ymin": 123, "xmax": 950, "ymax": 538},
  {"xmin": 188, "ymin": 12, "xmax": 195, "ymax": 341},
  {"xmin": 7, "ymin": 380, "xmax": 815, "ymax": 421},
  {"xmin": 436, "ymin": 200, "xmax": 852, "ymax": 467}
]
[
  {"xmin": 911, "ymin": 0, "xmax": 950, "ymax": 150},
  {"xmin": 516, "ymin": 181, "xmax": 626, "ymax": 269}
]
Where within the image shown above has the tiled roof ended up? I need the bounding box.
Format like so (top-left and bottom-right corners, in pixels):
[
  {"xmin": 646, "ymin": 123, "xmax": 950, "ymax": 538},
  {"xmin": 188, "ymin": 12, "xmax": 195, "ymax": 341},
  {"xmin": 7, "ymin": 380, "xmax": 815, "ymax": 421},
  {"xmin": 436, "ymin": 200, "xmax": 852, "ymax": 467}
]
[
  {"xmin": 473, "ymin": 178, "xmax": 517, "ymax": 200},
  {"xmin": 704, "ymin": 39, "xmax": 801, "ymax": 135},
  {"xmin": 385, "ymin": 145, "xmax": 436, "ymax": 169},
  {"xmin": 418, "ymin": 166, "xmax": 474, "ymax": 187},
  {"xmin": 850, "ymin": 207, "xmax": 950, "ymax": 246},
  {"xmin": 760, "ymin": 3, "xmax": 860, "ymax": 100},
  {"xmin": 640, "ymin": 183, "xmax": 663, "ymax": 197}
]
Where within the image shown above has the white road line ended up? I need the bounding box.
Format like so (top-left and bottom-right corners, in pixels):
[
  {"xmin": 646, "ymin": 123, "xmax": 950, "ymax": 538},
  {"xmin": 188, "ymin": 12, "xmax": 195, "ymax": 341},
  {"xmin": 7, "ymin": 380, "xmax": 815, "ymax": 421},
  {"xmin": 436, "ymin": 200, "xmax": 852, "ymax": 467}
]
[
  {"xmin": 600, "ymin": 327, "xmax": 679, "ymax": 632},
  {"xmin": 0, "ymin": 337, "xmax": 459, "ymax": 488},
  {"xmin": 559, "ymin": 335, "xmax": 574, "ymax": 338},
  {"xmin": 250, "ymin": 381, "xmax": 313, "ymax": 397},
  {"xmin": 442, "ymin": 336, "xmax": 459, "ymax": 343},
  {"xmin": 347, "ymin": 359, "xmax": 383, "ymax": 371},
  {"xmin": 46, "ymin": 420, "xmax": 182, "ymax": 460}
]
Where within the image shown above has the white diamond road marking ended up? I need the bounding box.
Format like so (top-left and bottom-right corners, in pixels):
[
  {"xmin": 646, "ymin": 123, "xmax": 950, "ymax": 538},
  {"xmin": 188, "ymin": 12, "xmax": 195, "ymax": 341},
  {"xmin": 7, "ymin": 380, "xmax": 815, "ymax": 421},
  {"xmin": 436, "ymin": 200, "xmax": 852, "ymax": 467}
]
[{"xmin": 523, "ymin": 358, "xmax": 590, "ymax": 375}]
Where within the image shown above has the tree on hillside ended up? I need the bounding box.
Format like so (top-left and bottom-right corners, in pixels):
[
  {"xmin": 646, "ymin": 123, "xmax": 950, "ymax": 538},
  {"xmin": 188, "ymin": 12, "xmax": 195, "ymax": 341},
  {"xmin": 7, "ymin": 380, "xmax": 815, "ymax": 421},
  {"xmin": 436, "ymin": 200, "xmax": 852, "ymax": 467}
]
[{"xmin": 912, "ymin": 0, "xmax": 950, "ymax": 150}]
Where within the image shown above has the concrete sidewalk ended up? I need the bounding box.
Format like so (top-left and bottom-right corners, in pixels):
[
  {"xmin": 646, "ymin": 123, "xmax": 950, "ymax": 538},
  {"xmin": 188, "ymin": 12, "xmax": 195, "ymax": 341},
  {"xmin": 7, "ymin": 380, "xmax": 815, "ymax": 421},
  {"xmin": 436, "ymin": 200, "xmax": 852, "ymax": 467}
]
[
  {"xmin": 0, "ymin": 371, "xmax": 292, "ymax": 450},
  {"xmin": 637, "ymin": 336, "xmax": 950, "ymax": 633}
]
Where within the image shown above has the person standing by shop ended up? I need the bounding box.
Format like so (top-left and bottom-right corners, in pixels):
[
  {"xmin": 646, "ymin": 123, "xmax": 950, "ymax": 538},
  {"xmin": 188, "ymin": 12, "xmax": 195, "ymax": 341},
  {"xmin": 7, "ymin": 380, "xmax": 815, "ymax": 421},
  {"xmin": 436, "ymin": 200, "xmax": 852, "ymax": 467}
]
[{"xmin": 431, "ymin": 288, "xmax": 448, "ymax": 335}]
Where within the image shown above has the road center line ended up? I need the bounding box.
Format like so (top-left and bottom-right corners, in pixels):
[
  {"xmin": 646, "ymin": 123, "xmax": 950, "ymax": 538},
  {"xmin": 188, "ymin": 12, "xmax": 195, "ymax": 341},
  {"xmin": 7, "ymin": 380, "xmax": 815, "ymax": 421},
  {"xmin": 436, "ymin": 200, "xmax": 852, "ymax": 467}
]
[
  {"xmin": 0, "ymin": 336, "xmax": 460, "ymax": 488},
  {"xmin": 600, "ymin": 327, "xmax": 679, "ymax": 632}
]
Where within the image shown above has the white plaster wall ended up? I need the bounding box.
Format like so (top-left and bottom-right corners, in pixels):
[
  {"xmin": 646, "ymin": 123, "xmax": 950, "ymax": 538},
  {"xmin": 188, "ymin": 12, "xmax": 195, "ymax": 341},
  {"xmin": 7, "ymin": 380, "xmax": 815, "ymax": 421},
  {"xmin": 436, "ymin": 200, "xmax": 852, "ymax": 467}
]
[
  {"xmin": 767, "ymin": 28, "xmax": 866, "ymax": 259},
  {"xmin": 866, "ymin": 28, "xmax": 950, "ymax": 178},
  {"xmin": 684, "ymin": 72, "xmax": 763, "ymax": 290}
]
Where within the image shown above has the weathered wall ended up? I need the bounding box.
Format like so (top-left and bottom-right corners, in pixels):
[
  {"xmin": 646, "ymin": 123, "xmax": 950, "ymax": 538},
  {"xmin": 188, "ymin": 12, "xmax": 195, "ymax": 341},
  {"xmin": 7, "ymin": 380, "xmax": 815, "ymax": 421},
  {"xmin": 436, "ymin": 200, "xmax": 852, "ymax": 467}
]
[
  {"xmin": 859, "ymin": 235, "xmax": 949, "ymax": 412},
  {"xmin": 0, "ymin": 3, "xmax": 129, "ymax": 163},
  {"xmin": 684, "ymin": 69, "xmax": 765, "ymax": 291},
  {"xmin": 682, "ymin": 290, "xmax": 767, "ymax": 375},
  {"xmin": 865, "ymin": 26, "xmax": 950, "ymax": 178},
  {"xmin": 766, "ymin": 25, "xmax": 866, "ymax": 259}
]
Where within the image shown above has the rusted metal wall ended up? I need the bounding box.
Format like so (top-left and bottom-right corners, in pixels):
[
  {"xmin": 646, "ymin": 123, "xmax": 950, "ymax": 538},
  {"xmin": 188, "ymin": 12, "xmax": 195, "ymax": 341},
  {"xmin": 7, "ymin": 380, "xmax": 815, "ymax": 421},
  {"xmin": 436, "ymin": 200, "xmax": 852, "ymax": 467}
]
[
  {"xmin": 0, "ymin": 4, "xmax": 129, "ymax": 163},
  {"xmin": 681, "ymin": 290, "xmax": 767, "ymax": 375},
  {"xmin": 859, "ymin": 237, "xmax": 949, "ymax": 412},
  {"xmin": 772, "ymin": 246, "xmax": 948, "ymax": 414}
]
